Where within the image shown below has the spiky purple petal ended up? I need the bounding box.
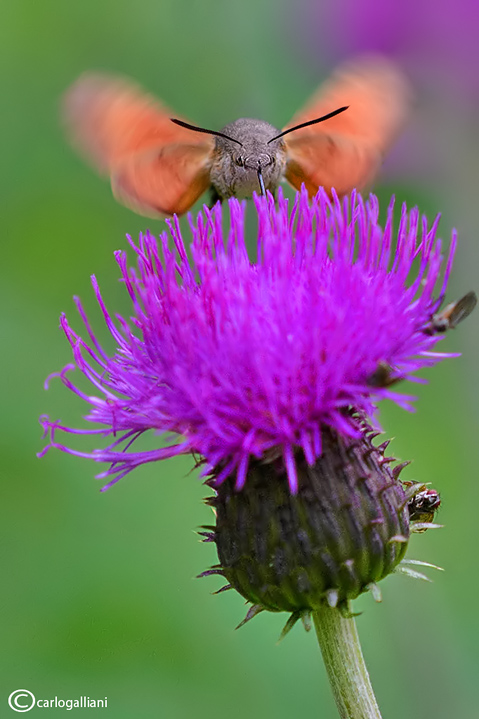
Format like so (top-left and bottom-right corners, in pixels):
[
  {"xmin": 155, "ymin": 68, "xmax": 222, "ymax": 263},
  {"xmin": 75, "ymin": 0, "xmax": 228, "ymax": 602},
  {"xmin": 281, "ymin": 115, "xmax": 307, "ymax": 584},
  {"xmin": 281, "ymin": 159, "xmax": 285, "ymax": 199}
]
[{"xmin": 40, "ymin": 187, "xmax": 457, "ymax": 491}]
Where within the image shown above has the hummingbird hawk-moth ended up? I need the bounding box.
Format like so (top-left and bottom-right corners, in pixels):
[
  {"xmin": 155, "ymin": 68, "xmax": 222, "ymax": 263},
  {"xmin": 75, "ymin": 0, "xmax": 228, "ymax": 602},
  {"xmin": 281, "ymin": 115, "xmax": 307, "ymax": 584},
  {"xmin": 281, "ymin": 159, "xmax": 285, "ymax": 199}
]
[{"xmin": 62, "ymin": 55, "xmax": 411, "ymax": 218}]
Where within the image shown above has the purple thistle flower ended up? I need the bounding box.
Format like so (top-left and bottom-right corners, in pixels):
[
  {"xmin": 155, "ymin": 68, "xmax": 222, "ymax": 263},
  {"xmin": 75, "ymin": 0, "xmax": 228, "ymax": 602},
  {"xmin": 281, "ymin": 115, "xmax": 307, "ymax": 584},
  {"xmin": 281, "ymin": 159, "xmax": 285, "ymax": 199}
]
[{"xmin": 40, "ymin": 187, "xmax": 457, "ymax": 494}]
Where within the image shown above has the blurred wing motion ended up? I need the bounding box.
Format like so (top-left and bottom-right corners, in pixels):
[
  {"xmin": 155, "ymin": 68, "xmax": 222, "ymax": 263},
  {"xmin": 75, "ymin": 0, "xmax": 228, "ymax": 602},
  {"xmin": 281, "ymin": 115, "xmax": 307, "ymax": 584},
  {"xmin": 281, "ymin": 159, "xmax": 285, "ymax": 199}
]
[
  {"xmin": 283, "ymin": 55, "xmax": 412, "ymax": 197},
  {"xmin": 63, "ymin": 57, "xmax": 411, "ymax": 217},
  {"xmin": 62, "ymin": 74, "xmax": 214, "ymax": 217}
]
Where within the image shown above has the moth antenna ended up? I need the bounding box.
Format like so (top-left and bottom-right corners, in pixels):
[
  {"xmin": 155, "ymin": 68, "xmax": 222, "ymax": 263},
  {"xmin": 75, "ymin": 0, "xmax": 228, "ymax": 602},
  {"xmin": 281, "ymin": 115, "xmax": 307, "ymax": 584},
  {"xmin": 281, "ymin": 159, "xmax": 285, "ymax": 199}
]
[
  {"xmin": 268, "ymin": 106, "xmax": 349, "ymax": 143},
  {"xmin": 257, "ymin": 167, "xmax": 266, "ymax": 196},
  {"xmin": 171, "ymin": 118, "xmax": 244, "ymax": 146}
]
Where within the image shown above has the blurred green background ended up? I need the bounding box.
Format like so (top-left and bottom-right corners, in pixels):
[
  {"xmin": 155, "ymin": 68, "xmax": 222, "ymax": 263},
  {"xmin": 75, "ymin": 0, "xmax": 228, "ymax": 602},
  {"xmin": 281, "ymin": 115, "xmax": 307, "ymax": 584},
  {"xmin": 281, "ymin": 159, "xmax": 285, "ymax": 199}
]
[{"xmin": 3, "ymin": 1, "xmax": 479, "ymax": 717}]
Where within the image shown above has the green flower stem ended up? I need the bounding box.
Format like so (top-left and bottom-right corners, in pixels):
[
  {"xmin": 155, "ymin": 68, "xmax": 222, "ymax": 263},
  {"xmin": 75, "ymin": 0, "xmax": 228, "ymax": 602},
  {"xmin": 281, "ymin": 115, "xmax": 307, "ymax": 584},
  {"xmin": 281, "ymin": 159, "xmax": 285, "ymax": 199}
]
[{"xmin": 312, "ymin": 605, "xmax": 382, "ymax": 719}]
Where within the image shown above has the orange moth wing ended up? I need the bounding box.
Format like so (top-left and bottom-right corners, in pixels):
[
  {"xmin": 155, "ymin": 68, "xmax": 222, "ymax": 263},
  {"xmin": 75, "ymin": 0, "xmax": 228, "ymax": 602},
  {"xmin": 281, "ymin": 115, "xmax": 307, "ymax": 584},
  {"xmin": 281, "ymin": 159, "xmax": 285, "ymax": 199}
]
[
  {"xmin": 62, "ymin": 73, "xmax": 214, "ymax": 217},
  {"xmin": 283, "ymin": 55, "xmax": 412, "ymax": 197}
]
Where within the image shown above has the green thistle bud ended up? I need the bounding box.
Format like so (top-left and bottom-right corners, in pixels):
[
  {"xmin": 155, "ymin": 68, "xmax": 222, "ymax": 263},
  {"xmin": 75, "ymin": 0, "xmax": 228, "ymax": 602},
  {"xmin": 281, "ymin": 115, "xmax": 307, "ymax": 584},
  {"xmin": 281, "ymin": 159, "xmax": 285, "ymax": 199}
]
[{"xmin": 207, "ymin": 426, "xmax": 409, "ymax": 619}]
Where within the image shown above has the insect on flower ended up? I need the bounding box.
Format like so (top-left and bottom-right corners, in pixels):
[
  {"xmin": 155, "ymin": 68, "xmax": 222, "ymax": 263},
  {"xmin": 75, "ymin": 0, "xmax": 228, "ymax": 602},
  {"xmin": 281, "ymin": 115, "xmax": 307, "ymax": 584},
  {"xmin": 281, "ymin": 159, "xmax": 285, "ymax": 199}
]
[
  {"xmin": 62, "ymin": 55, "xmax": 411, "ymax": 217},
  {"xmin": 423, "ymin": 291, "xmax": 477, "ymax": 335},
  {"xmin": 367, "ymin": 360, "xmax": 403, "ymax": 388},
  {"xmin": 404, "ymin": 482, "xmax": 442, "ymax": 532}
]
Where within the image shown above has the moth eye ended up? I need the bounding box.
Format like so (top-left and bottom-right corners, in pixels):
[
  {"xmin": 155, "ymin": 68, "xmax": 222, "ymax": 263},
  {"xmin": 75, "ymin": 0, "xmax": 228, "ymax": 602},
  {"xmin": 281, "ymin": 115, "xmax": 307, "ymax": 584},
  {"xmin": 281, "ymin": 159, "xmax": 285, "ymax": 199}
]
[{"xmin": 235, "ymin": 156, "xmax": 245, "ymax": 167}]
